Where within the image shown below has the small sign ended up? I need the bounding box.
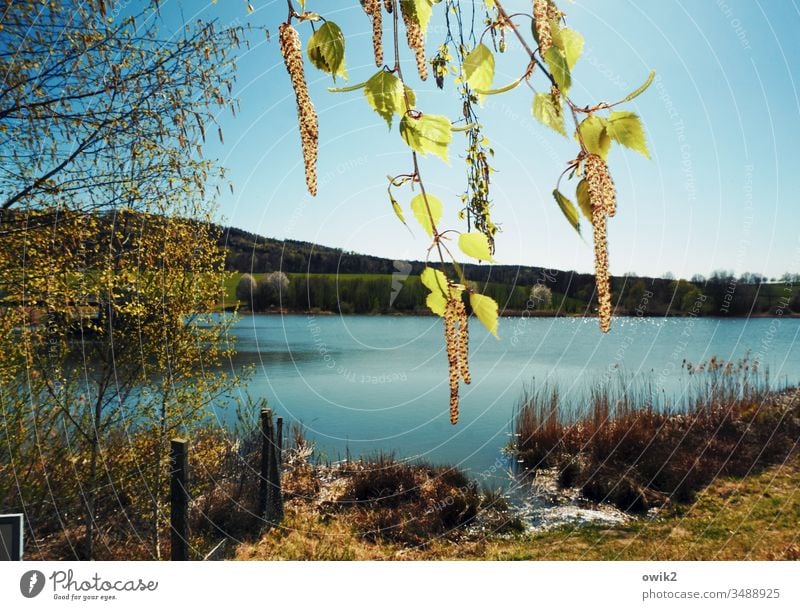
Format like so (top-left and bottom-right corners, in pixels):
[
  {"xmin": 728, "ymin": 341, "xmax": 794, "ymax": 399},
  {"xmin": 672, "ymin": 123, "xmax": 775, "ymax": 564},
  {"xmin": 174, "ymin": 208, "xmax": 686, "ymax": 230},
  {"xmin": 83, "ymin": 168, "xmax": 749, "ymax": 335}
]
[{"xmin": 0, "ymin": 514, "xmax": 24, "ymax": 561}]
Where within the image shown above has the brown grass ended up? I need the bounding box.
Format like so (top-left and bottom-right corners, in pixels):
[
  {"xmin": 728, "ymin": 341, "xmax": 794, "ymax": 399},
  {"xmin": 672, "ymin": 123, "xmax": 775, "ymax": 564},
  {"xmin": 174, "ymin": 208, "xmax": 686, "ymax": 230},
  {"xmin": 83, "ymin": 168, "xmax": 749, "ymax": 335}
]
[{"xmin": 512, "ymin": 356, "xmax": 799, "ymax": 513}]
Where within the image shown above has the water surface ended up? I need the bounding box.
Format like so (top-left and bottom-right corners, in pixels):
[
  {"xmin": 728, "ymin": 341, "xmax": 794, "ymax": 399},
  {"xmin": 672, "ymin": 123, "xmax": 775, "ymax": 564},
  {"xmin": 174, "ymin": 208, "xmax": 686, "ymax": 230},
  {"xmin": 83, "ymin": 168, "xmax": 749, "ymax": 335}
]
[{"xmin": 215, "ymin": 314, "xmax": 800, "ymax": 479}]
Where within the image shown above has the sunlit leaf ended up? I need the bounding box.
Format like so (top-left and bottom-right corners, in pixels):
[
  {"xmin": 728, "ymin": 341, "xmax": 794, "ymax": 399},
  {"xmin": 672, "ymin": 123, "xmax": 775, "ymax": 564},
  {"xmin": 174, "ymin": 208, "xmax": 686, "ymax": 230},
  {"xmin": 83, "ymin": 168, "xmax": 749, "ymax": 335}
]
[
  {"xmin": 426, "ymin": 290, "xmax": 447, "ymax": 316},
  {"xmin": 364, "ymin": 70, "xmax": 415, "ymax": 128},
  {"xmin": 606, "ymin": 111, "xmax": 650, "ymax": 158},
  {"xmin": 410, "ymin": 193, "xmax": 442, "ymax": 237},
  {"xmin": 552, "ymin": 28, "xmax": 583, "ymax": 70},
  {"xmin": 470, "ymin": 292, "xmax": 499, "ymax": 337},
  {"xmin": 543, "ymin": 47, "xmax": 570, "ymax": 92},
  {"xmin": 421, "ymin": 266, "xmax": 450, "ymax": 316},
  {"xmin": 399, "ymin": 113, "xmax": 452, "ymax": 162},
  {"xmin": 532, "ymin": 92, "xmax": 565, "ymax": 136},
  {"xmin": 307, "ymin": 21, "xmax": 347, "ymax": 81},
  {"xmin": 576, "ymin": 179, "xmax": 592, "ymax": 221},
  {"xmin": 390, "ymin": 194, "xmax": 406, "ymax": 225},
  {"xmin": 421, "ymin": 266, "xmax": 447, "ymax": 294},
  {"xmin": 463, "ymin": 43, "xmax": 495, "ymax": 94},
  {"xmin": 458, "ymin": 232, "xmax": 495, "ymax": 262},
  {"xmin": 576, "ymin": 115, "xmax": 611, "ymax": 159},
  {"xmin": 553, "ymin": 189, "xmax": 580, "ymax": 234}
]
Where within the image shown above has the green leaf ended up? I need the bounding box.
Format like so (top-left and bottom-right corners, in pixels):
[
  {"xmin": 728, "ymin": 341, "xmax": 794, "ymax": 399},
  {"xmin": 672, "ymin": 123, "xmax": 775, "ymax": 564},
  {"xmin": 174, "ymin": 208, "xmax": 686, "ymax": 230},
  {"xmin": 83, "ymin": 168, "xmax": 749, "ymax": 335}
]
[
  {"xmin": 463, "ymin": 43, "xmax": 495, "ymax": 93},
  {"xmin": 553, "ymin": 189, "xmax": 580, "ymax": 234},
  {"xmin": 421, "ymin": 266, "xmax": 447, "ymax": 294},
  {"xmin": 623, "ymin": 69, "xmax": 656, "ymax": 103},
  {"xmin": 307, "ymin": 21, "xmax": 347, "ymax": 81},
  {"xmin": 421, "ymin": 267, "xmax": 448, "ymax": 316},
  {"xmin": 410, "ymin": 193, "xmax": 442, "ymax": 237},
  {"xmin": 458, "ymin": 232, "xmax": 495, "ymax": 263},
  {"xmin": 576, "ymin": 179, "xmax": 592, "ymax": 221},
  {"xmin": 399, "ymin": 113, "xmax": 452, "ymax": 162},
  {"xmin": 552, "ymin": 28, "xmax": 583, "ymax": 70},
  {"xmin": 470, "ymin": 292, "xmax": 499, "ymax": 337},
  {"xmin": 426, "ymin": 291, "xmax": 446, "ymax": 316},
  {"xmin": 543, "ymin": 47, "xmax": 570, "ymax": 92},
  {"xmin": 576, "ymin": 115, "xmax": 611, "ymax": 159},
  {"xmin": 420, "ymin": 266, "xmax": 462, "ymax": 316},
  {"xmin": 363, "ymin": 70, "xmax": 415, "ymax": 128},
  {"xmin": 532, "ymin": 92, "xmax": 565, "ymax": 136},
  {"xmin": 606, "ymin": 111, "xmax": 650, "ymax": 158},
  {"xmin": 390, "ymin": 194, "xmax": 406, "ymax": 225}
]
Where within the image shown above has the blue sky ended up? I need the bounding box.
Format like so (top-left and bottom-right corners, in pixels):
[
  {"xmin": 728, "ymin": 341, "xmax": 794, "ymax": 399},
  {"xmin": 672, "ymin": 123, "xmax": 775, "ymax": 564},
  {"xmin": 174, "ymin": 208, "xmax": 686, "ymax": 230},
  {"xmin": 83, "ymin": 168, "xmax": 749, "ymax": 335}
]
[{"xmin": 163, "ymin": 1, "xmax": 800, "ymax": 280}]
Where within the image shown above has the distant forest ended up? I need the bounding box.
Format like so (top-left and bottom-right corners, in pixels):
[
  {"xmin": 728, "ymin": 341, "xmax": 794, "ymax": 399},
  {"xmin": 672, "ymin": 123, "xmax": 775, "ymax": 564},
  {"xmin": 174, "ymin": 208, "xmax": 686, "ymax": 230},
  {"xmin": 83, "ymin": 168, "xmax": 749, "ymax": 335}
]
[{"xmin": 220, "ymin": 225, "xmax": 800, "ymax": 317}]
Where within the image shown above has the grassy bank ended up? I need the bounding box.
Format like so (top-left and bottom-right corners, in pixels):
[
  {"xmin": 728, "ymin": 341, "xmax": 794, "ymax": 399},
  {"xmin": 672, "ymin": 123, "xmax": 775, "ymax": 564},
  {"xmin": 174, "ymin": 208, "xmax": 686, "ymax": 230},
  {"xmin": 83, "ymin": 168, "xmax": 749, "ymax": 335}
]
[{"xmin": 235, "ymin": 455, "xmax": 799, "ymax": 561}]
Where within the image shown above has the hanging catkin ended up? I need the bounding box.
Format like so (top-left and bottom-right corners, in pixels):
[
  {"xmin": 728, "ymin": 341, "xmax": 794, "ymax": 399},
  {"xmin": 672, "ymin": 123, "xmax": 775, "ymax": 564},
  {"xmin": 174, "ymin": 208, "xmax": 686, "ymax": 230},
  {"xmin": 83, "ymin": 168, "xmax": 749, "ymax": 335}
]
[
  {"xmin": 456, "ymin": 300, "xmax": 471, "ymax": 384},
  {"xmin": 400, "ymin": 1, "xmax": 428, "ymax": 80},
  {"xmin": 584, "ymin": 153, "xmax": 617, "ymax": 332},
  {"xmin": 546, "ymin": 0, "xmax": 561, "ymax": 23},
  {"xmin": 533, "ymin": 0, "xmax": 552, "ymax": 56},
  {"xmin": 445, "ymin": 299, "xmax": 460, "ymax": 425},
  {"xmin": 363, "ymin": 0, "xmax": 383, "ymax": 67},
  {"xmin": 279, "ymin": 23, "xmax": 318, "ymax": 196},
  {"xmin": 591, "ymin": 212, "xmax": 611, "ymax": 333},
  {"xmin": 585, "ymin": 153, "xmax": 616, "ymax": 217}
]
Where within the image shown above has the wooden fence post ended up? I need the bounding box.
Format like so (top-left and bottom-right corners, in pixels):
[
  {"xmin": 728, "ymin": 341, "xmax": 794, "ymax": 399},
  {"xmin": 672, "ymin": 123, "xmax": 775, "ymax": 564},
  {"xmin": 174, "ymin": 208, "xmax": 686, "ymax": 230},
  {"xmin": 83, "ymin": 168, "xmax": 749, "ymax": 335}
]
[
  {"xmin": 258, "ymin": 408, "xmax": 283, "ymax": 525},
  {"xmin": 276, "ymin": 416, "xmax": 284, "ymax": 467},
  {"xmin": 170, "ymin": 438, "xmax": 189, "ymax": 561},
  {"xmin": 268, "ymin": 415, "xmax": 284, "ymax": 522},
  {"xmin": 258, "ymin": 408, "xmax": 271, "ymax": 519}
]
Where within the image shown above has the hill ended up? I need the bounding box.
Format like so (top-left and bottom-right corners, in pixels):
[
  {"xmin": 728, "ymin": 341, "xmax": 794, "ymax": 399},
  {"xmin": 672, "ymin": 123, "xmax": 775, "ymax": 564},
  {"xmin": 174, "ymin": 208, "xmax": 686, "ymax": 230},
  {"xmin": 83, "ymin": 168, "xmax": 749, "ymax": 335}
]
[{"xmin": 218, "ymin": 225, "xmax": 800, "ymax": 317}]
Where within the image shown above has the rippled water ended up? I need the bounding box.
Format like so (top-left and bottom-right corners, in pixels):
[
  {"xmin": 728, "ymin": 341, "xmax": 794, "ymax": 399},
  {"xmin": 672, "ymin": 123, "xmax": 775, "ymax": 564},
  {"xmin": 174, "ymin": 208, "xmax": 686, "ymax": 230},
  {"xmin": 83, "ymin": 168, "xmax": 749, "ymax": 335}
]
[{"xmin": 214, "ymin": 314, "xmax": 800, "ymax": 480}]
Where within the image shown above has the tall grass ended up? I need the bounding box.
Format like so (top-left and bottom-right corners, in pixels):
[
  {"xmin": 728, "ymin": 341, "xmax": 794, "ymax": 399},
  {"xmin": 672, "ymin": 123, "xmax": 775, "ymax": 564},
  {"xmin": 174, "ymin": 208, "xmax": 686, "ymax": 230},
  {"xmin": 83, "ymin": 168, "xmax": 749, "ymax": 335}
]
[{"xmin": 512, "ymin": 355, "xmax": 798, "ymax": 512}]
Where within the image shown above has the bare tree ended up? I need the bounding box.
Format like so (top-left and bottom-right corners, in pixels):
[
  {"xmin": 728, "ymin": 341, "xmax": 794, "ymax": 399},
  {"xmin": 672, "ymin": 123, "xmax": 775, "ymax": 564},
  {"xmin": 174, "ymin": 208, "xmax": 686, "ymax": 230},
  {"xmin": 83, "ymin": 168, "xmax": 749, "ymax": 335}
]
[
  {"xmin": 0, "ymin": 0, "xmax": 245, "ymax": 215},
  {"xmin": 236, "ymin": 273, "xmax": 258, "ymax": 306},
  {"xmin": 258, "ymin": 271, "xmax": 291, "ymax": 308},
  {"xmin": 530, "ymin": 283, "xmax": 553, "ymax": 310}
]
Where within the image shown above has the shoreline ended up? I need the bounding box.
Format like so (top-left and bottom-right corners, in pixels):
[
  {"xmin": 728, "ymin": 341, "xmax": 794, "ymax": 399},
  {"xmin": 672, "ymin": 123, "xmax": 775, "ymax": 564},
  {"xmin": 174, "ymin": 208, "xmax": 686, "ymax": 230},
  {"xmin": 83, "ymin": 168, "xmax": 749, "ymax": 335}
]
[{"xmin": 227, "ymin": 307, "xmax": 800, "ymax": 320}]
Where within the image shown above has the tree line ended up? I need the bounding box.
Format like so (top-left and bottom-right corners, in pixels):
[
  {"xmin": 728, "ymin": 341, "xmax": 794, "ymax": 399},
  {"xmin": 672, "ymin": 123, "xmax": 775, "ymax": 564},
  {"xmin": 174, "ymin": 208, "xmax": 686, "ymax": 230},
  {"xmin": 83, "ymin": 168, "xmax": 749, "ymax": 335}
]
[{"xmin": 224, "ymin": 226, "xmax": 800, "ymax": 317}]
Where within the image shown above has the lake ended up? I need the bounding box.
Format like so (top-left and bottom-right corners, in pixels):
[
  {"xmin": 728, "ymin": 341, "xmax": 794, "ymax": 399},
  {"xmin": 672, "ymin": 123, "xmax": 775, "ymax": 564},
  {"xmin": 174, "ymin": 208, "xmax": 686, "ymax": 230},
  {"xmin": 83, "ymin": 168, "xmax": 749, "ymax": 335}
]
[{"xmin": 216, "ymin": 314, "xmax": 800, "ymax": 481}]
